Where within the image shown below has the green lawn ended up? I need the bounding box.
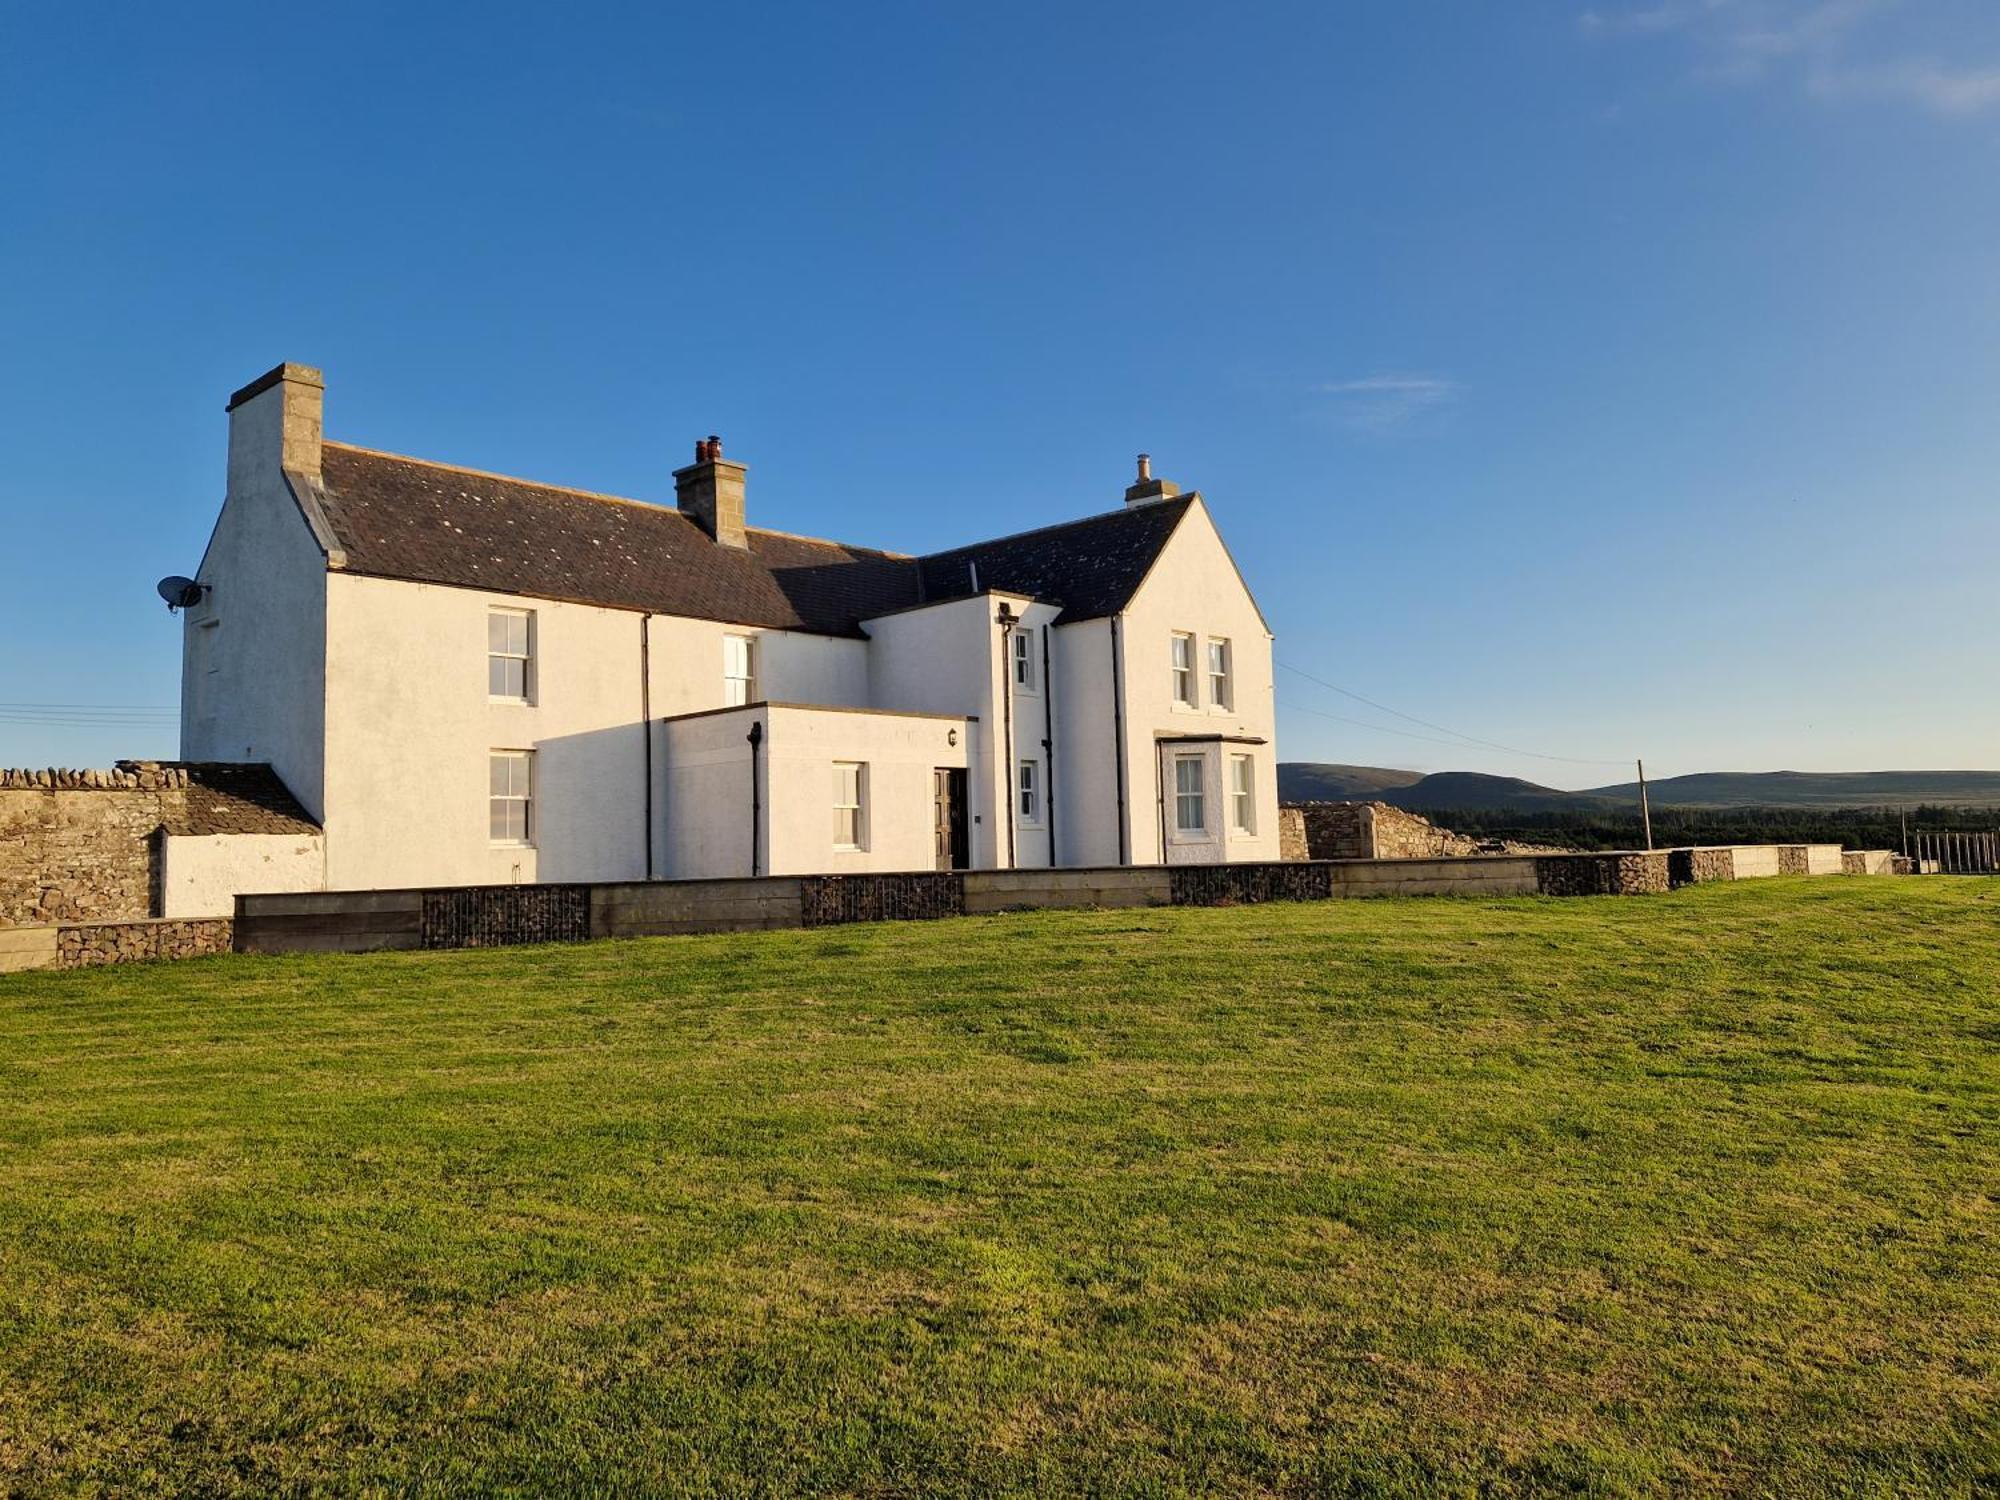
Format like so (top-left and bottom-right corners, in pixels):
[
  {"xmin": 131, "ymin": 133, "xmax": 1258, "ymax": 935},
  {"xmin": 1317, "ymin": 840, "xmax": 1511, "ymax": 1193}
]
[{"xmin": 0, "ymin": 880, "xmax": 1995, "ymax": 1497}]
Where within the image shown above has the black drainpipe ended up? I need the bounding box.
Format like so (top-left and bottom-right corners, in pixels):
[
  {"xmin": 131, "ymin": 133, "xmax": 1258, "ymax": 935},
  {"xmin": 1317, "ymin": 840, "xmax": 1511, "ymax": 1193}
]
[
  {"xmin": 1111, "ymin": 615, "xmax": 1128, "ymax": 865},
  {"xmin": 998, "ymin": 604, "xmax": 1017, "ymax": 869},
  {"xmin": 1040, "ymin": 623, "xmax": 1056, "ymax": 868},
  {"xmin": 746, "ymin": 719, "xmax": 764, "ymax": 877},
  {"xmin": 640, "ymin": 615, "xmax": 655, "ymax": 880}
]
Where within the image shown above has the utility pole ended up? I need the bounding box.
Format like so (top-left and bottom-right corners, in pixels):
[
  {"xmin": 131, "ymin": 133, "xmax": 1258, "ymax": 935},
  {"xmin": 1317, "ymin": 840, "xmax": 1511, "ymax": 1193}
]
[{"xmin": 1637, "ymin": 758, "xmax": 1654, "ymax": 851}]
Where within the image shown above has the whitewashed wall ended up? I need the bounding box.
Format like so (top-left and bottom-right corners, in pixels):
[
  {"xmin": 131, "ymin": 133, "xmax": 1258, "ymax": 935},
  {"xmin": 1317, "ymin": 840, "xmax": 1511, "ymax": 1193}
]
[
  {"xmin": 763, "ymin": 705, "xmax": 968, "ymax": 874},
  {"xmin": 1047, "ymin": 617, "xmax": 1120, "ymax": 867},
  {"xmin": 180, "ymin": 396, "xmax": 328, "ymax": 820},
  {"xmin": 1115, "ymin": 500, "xmax": 1279, "ymax": 864},
  {"xmin": 864, "ymin": 595, "xmax": 1002, "ymax": 868},
  {"xmin": 159, "ymin": 832, "xmax": 326, "ymax": 918},
  {"xmin": 659, "ymin": 706, "xmax": 765, "ymax": 878},
  {"xmin": 320, "ymin": 575, "xmax": 871, "ymax": 891},
  {"xmin": 660, "ymin": 703, "xmax": 971, "ymax": 878}
]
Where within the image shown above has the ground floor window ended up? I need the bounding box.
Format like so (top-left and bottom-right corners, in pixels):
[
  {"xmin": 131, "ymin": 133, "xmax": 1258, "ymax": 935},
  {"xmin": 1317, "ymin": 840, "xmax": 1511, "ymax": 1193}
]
[
  {"xmin": 490, "ymin": 750, "xmax": 533, "ymax": 844},
  {"xmin": 1018, "ymin": 759, "xmax": 1040, "ymax": 824},
  {"xmin": 1174, "ymin": 754, "xmax": 1206, "ymax": 834},
  {"xmin": 833, "ymin": 761, "xmax": 867, "ymax": 849},
  {"xmin": 1230, "ymin": 753, "xmax": 1256, "ymax": 833}
]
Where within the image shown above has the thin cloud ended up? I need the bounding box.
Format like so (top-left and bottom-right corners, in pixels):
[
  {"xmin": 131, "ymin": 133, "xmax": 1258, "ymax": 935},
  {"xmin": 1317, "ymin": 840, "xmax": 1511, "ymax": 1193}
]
[
  {"xmin": 1581, "ymin": 0, "xmax": 2000, "ymax": 114},
  {"xmin": 1314, "ymin": 375, "xmax": 1458, "ymax": 429},
  {"xmin": 1810, "ymin": 57, "xmax": 2000, "ymax": 114}
]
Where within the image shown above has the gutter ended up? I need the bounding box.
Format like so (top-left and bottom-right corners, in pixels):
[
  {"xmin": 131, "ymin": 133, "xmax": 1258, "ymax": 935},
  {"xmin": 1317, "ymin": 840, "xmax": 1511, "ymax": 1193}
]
[
  {"xmin": 1041, "ymin": 623, "xmax": 1055, "ymax": 867},
  {"xmin": 746, "ymin": 719, "xmax": 764, "ymax": 877},
  {"xmin": 998, "ymin": 608, "xmax": 1017, "ymax": 869},
  {"xmin": 1111, "ymin": 614, "xmax": 1128, "ymax": 865},
  {"xmin": 640, "ymin": 614, "xmax": 655, "ymax": 880}
]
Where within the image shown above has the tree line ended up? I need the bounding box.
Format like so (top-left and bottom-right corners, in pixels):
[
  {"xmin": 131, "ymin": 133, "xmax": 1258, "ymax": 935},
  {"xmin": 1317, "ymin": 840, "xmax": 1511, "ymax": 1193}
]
[{"xmin": 1426, "ymin": 804, "xmax": 1998, "ymax": 852}]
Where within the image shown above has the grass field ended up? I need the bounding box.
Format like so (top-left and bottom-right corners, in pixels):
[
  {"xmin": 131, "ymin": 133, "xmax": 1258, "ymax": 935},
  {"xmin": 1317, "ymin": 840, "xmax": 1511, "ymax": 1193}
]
[{"xmin": 0, "ymin": 879, "xmax": 1995, "ymax": 1496}]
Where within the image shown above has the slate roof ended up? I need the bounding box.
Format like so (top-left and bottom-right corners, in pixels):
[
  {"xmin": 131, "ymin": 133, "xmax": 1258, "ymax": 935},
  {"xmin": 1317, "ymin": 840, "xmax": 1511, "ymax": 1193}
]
[
  {"xmin": 914, "ymin": 498, "xmax": 1195, "ymax": 622},
  {"xmin": 313, "ymin": 443, "xmax": 1194, "ymax": 634},
  {"xmin": 162, "ymin": 763, "xmax": 320, "ymax": 836}
]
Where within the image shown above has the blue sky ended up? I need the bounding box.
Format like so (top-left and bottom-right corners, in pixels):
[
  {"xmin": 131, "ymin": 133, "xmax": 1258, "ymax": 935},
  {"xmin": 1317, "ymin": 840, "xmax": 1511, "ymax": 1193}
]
[{"xmin": 2, "ymin": 1, "xmax": 1996, "ymax": 784}]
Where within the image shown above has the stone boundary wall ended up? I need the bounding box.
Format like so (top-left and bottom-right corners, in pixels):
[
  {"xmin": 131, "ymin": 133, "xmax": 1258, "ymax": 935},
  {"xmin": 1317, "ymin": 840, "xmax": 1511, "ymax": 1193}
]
[
  {"xmin": 0, "ymin": 769, "xmax": 185, "ymax": 926},
  {"xmin": 1281, "ymin": 801, "xmax": 1565, "ymax": 861},
  {"xmin": 210, "ymin": 844, "xmax": 1908, "ymax": 964},
  {"xmin": 1278, "ymin": 807, "xmax": 1309, "ymax": 861},
  {"xmin": 0, "ymin": 761, "xmax": 319, "ymax": 927},
  {"xmin": 0, "ymin": 917, "xmax": 233, "ymax": 972}
]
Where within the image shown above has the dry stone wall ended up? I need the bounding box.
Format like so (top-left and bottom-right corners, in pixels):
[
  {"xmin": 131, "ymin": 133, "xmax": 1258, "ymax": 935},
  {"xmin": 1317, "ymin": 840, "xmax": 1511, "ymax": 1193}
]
[
  {"xmin": 0, "ymin": 761, "xmax": 317, "ymax": 928},
  {"xmin": 1283, "ymin": 801, "xmax": 1564, "ymax": 862},
  {"xmin": 57, "ymin": 918, "xmax": 233, "ymax": 967},
  {"xmin": 0, "ymin": 769, "xmax": 190, "ymax": 926}
]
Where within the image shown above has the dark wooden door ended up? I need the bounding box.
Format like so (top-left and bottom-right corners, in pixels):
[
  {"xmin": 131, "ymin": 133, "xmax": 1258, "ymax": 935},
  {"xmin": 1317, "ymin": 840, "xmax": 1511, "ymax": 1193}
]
[{"xmin": 934, "ymin": 768, "xmax": 968, "ymax": 870}]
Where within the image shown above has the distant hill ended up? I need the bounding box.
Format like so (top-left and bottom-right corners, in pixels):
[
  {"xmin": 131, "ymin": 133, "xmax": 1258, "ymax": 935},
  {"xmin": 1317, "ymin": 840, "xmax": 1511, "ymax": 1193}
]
[
  {"xmin": 1580, "ymin": 770, "xmax": 2000, "ymax": 810},
  {"xmin": 1274, "ymin": 763, "xmax": 1425, "ymax": 801},
  {"xmin": 1280, "ymin": 764, "xmax": 2000, "ymax": 812}
]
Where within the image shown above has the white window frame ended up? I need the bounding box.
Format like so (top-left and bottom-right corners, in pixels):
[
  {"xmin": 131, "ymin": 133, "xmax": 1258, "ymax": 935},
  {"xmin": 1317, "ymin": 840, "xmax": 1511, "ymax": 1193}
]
[
  {"xmin": 1230, "ymin": 753, "xmax": 1256, "ymax": 834},
  {"xmin": 1174, "ymin": 754, "xmax": 1207, "ymax": 835},
  {"xmin": 1017, "ymin": 759, "xmax": 1041, "ymax": 825},
  {"xmin": 833, "ymin": 760, "xmax": 867, "ymax": 850},
  {"xmin": 488, "ymin": 608, "xmax": 533, "ymax": 702},
  {"xmin": 1207, "ymin": 637, "xmax": 1232, "ymax": 711},
  {"xmin": 489, "ymin": 750, "xmax": 534, "ymax": 846},
  {"xmin": 1012, "ymin": 630, "xmax": 1037, "ymax": 693},
  {"xmin": 1171, "ymin": 632, "xmax": 1197, "ymax": 708},
  {"xmin": 723, "ymin": 633, "xmax": 757, "ymax": 707}
]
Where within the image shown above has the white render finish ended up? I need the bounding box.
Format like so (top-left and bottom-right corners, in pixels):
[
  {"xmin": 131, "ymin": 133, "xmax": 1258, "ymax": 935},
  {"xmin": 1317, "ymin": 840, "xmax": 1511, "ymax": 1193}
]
[
  {"xmin": 1114, "ymin": 502, "xmax": 1279, "ymax": 864},
  {"xmin": 159, "ymin": 832, "xmax": 326, "ymax": 918},
  {"xmin": 178, "ymin": 364, "xmax": 1281, "ymax": 895},
  {"xmin": 181, "ymin": 373, "xmax": 330, "ymax": 821},
  {"xmin": 659, "ymin": 704, "xmax": 971, "ymax": 877}
]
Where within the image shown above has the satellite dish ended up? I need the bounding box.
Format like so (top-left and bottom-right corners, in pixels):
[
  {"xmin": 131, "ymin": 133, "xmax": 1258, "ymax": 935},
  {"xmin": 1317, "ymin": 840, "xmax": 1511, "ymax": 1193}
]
[{"xmin": 156, "ymin": 575, "xmax": 204, "ymax": 613}]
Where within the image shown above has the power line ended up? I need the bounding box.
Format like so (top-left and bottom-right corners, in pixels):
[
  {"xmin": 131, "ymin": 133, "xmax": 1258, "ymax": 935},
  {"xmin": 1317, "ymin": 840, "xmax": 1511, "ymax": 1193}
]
[
  {"xmin": 1275, "ymin": 661, "xmax": 1626, "ymax": 768},
  {"xmin": 1276, "ymin": 699, "xmax": 1528, "ymax": 755}
]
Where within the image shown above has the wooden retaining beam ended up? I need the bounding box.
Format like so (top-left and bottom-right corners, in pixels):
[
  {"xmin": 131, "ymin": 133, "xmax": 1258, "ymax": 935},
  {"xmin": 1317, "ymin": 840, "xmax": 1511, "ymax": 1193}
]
[{"xmin": 218, "ymin": 843, "xmax": 1908, "ymax": 962}]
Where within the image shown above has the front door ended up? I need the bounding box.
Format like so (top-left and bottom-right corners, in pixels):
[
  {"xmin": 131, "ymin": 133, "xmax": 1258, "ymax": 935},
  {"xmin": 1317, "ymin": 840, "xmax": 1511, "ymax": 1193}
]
[{"xmin": 934, "ymin": 768, "xmax": 969, "ymax": 870}]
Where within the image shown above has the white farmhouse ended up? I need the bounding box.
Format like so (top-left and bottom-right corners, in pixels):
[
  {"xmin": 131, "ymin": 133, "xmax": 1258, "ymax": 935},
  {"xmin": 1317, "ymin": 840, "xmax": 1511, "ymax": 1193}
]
[{"xmin": 178, "ymin": 363, "xmax": 1278, "ymax": 889}]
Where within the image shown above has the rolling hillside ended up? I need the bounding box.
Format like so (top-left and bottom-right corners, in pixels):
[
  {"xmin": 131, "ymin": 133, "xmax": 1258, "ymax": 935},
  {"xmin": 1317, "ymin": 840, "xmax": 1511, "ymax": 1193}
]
[{"xmin": 1279, "ymin": 763, "xmax": 2000, "ymax": 811}]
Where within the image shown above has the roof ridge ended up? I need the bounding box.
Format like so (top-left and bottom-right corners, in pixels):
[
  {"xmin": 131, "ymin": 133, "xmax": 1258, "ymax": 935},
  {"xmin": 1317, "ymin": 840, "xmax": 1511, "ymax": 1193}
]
[
  {"xmin": 326, "ymin": 442, "xmax": 914, "ymax": 557},
  {"xmin": 746, "ymin": 524, "xmax": 912, "ymax": 560},
  {"xmin": 323, "ymin": 441, "xmax": 679, "ymax": 517},
  {"xmin": 918, "ymin": 494, "xmax": 1195, "ymax": 562}
]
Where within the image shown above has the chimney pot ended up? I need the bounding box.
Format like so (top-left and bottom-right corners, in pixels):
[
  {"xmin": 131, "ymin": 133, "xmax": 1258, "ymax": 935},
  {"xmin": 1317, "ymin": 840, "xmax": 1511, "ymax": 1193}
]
[
  {"xmin": 674, "ymin": 436, "xmax": 749, "ymax": 548},
  {"xmin": 1123, "ymin": 451, "xmax": 1181, "ymax": 506}
]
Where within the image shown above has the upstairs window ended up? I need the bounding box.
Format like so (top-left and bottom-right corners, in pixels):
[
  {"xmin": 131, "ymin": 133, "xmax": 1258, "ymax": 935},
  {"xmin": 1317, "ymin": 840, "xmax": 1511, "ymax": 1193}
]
[
  {"xmin": 488, "ymin": 609, "xmax": 533, "ymax": 701},
  {"xmin": 1012, "ymin": 630, "xmax": 1036, "ymax": 692},
  {"xmin": 1208, "ymin": 638, "xmax": 1232, "ymax": 710},
  {"xmin": 724, "ymin": 634, "xmax": 757, "ymax": 707},
  {"xmin": 833, "ymin": 761, "xmax": 867, "ymax": 849},
  {"xmin": 489, "ymin": 750, "xmax": 534, "ymax": 845},
  {"xmin": 1230, "ymin": 754, "xmax": 1256, "ymax": 833},
  {"xmin": 1171, "ymin": 632, "xmax": 1197, "ymax": 707},
  {"xmin": 1174, "ymin": 755, "xmax": 1206, "ymax": 833},
  {"xmin": 1018, "ymin": 759, "xmax": 1040, "ymax": 824}
]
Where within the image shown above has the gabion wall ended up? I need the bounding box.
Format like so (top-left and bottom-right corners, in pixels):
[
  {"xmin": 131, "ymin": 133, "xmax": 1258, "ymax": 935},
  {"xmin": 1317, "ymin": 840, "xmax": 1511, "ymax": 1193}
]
[
  {"xmin": 800, "ymin": 873, "xmax": 966, "ymax": 927},
  {"xmin": 1170, "ymin": 863, "xmax": 1337, "ymax": 906},
  {"xmin": 421, "ymin": 886, "xmax": 590, "ymax": 948}
]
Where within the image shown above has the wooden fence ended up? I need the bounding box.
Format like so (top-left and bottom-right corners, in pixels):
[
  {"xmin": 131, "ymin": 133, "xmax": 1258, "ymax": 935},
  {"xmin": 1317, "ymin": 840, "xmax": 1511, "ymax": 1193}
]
[{"xmin": 1909, "ymin": 830, "xmax": 1999, "ymax": 875}]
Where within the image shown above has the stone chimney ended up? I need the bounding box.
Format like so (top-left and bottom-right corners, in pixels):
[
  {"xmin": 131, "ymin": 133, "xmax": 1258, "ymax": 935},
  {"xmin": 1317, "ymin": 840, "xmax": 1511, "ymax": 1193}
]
[
  {"xmin": 226, "ymin": 362, "xmax": 324, "ymax": 493},
  {"xmin": 1124, "ymin": 452, "xmax": 1181, "ymax": 506},
  {"xmin": 674, "ymin": 434, "xmax": 748, "ymax": 548}
]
